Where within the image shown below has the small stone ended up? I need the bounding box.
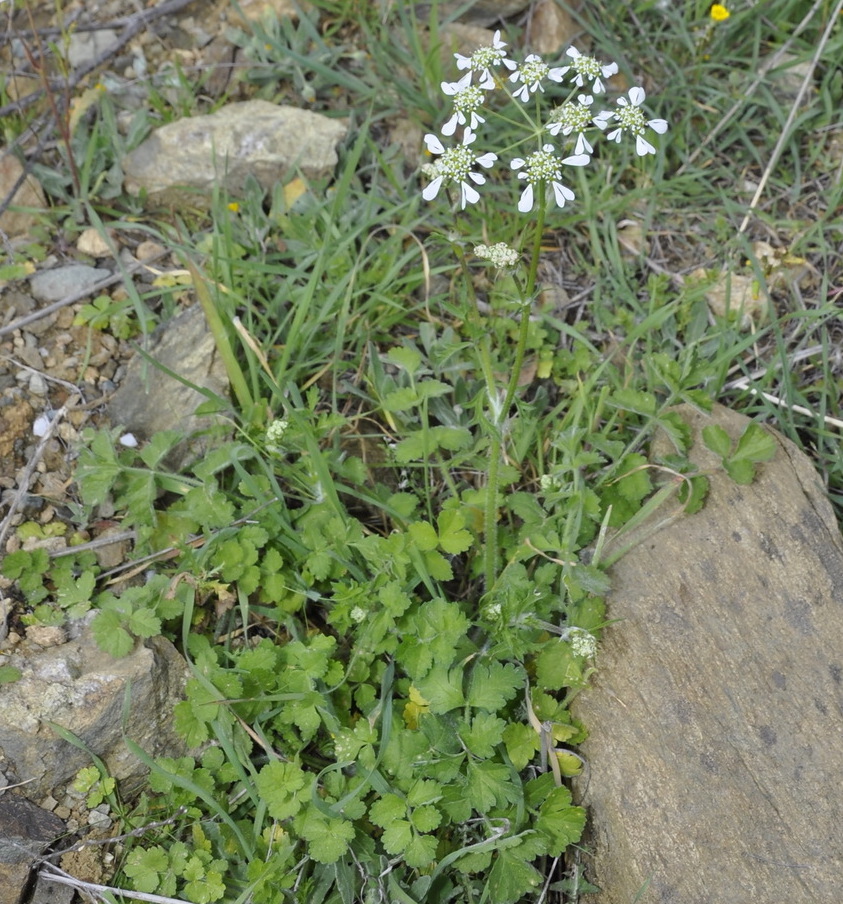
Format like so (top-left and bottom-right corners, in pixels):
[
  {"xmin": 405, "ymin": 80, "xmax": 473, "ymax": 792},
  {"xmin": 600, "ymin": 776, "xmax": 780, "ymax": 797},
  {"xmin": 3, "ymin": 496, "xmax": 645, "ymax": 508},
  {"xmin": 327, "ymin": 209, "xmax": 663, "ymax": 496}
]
[
  {"xmin": 526, "ymin": 0, "xmax": 578, "ymax": 55},
  {"xmin": 87, "ymin": 807, "xmax": 112, "ymax": 828},
  {"xmin": 135, "ymin": 240, "xmax": 166, "ymax": 262},
  {"xmin": 66, "ymin": 29, "xmax": 120, "ymax": 69},
  {"xmin": 77, "ymin": 228, "xmax": 115, "ymax": 258},
  {"xmin": 29, "ymin": 265, "xmax": 112, "ymax": 304},
  {"xmin": 26, "ymin": 625, "xmax": 67, "ymax": 648},
  {"xmin": 0, "ymin": 151, "xmax": 47, "ymax": 239},
  {"xmin": 28, "ymin": 372, "xmax": 48, "ymax": 395}
]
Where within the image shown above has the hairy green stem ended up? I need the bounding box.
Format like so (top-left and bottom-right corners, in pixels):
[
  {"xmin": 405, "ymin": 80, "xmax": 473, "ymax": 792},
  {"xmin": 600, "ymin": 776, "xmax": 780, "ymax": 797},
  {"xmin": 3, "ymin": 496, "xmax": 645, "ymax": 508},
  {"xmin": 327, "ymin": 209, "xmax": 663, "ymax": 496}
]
[{"xmin": 483, "ymin": 194, "xmax": 547, "ymax": 592}]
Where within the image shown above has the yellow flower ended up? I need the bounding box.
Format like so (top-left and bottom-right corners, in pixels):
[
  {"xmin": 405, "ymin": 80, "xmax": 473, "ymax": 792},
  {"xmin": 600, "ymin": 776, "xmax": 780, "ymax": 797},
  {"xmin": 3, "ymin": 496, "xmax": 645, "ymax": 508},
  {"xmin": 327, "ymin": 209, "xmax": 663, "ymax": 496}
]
[
  {"xmin": 227, "ymin": 202, "xmax": 240, "ymax": 213},
  {"xmin": 710, "ymin": 3, "xmax": 730, "ymax": 20}
]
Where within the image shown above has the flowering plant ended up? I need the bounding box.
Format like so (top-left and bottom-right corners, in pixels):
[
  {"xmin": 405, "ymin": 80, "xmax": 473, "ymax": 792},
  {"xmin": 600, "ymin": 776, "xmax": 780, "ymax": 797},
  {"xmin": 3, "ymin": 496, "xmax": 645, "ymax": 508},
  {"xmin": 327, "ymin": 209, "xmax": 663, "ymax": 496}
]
[
  {"xmin": 422, "ymin": 31, "xmax": 668, "ymax": 213},
  {"xmin": 421, "ymin": 32, "xmax": 668, "ymax": 591}
]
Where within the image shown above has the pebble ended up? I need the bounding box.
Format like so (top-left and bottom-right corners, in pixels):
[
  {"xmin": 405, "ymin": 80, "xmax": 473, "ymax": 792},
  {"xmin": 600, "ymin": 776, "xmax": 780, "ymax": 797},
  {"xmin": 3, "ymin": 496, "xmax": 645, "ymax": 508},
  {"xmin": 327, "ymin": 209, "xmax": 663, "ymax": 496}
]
[
  {"xmin": 28, "ymin": 373, "xmax": 48, "ymax": 395},
  {"xmin": 30, "ymin": 265, "xmax": 112, "ymax": 304}
]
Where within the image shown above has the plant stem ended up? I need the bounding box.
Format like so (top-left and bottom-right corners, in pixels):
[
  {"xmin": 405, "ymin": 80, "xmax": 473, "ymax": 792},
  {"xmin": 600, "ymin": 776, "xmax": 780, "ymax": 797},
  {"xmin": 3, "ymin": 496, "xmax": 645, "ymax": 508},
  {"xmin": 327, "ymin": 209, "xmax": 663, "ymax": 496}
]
[{"xmin": 483, "ymin": 194, "xmax": 547, "ymax": 592}]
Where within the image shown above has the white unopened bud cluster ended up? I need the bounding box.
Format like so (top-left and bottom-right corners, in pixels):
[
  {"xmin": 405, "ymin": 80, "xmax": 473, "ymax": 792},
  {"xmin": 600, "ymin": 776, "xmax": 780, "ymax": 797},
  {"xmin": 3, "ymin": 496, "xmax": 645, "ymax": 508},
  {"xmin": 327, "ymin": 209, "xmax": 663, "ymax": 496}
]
[
  {"xmin": 474, "ymin": 242, "xmax": 519, "ymax": 270},
  {"xmin": 266, "ymin": 417, "xmax": 289, "ymax": 454}
]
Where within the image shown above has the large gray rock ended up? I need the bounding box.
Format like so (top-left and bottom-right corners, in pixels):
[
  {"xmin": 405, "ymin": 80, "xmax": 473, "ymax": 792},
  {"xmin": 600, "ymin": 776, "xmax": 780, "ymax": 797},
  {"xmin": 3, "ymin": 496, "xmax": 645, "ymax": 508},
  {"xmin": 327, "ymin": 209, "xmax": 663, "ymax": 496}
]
[
  {"xmin": 571, "ymin": 404, "xmax": 843, "ymax": 902},
  {"xmin": 0, "ymin": 794, "xmax": 66, "ymax": 904},
  {"xmin": 0, "ymin": 620, "xmax": 189, "ymax": 802},
  {"xmin": 123, "ymin": 100, "xmax": 348, "ymax": 205},
  {"xmin": 107, "ymin": 303, "xmax": 229, "ymax": 469}
]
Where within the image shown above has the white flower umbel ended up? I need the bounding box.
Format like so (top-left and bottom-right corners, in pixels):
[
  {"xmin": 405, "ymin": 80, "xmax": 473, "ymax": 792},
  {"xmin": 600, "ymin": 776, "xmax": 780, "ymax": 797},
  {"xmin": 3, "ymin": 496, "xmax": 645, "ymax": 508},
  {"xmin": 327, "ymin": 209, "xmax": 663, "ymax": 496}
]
[
  {"xmin": 441, "ymin": 72, "xmax": 488, "ymax": 136},
  {"xmin": 266, "ymin": 417, "xmax": 289, "ymax": 454},
  {"xmin": 511, "ymin": 144, "xmax": 590, "ymax": 212},
  {"xmin": 454, "ymin": 29, "xmax": 517, "ymax": 89},
  {"xmin": 564, "ymin": 627, "xmax": 597, "ymax": 659},
  {"xmin": 545, "ymin": 94, "xmax": 596, "ymax": 155},
  {"xmin": 423, "ymin": 129, "xmax": 497, "ymax": 209},
  {"xmin": 558, "ymin": 46, "xmax": 619, "ymax": 94},
  {"xmin": 474, "ymin": 242, "xmax": 520, "ymax": 270},
  {"xmin": 593, "ymin": 86, "xmax": 669, "ymax": 156},
  {"xmin": 509, "ymin": 53, "xmax": 565, "ymax": 102}
]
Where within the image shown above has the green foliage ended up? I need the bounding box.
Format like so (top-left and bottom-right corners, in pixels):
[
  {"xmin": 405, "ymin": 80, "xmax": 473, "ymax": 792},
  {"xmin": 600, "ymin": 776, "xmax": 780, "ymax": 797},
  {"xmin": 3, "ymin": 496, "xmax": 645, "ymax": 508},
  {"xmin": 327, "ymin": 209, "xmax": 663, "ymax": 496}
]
[
  {"xmin": 74, "ymin": 293, "xmax": 153, "ymax": 339},
  {"xmin": 6, "ymin": 1, "xmax": 840, "ymax": 901},
  {"xmin": 702, "ymin": 422, "xmax": 778, "ymax": 484}
]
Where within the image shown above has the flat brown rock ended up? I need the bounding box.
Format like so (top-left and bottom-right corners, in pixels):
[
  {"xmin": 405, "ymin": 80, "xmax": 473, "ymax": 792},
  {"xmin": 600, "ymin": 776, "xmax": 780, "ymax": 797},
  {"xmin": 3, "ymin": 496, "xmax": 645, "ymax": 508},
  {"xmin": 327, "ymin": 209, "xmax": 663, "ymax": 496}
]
[{"xmin": 571, "ymin": 404, "xmax": 843, "ymax": 902}]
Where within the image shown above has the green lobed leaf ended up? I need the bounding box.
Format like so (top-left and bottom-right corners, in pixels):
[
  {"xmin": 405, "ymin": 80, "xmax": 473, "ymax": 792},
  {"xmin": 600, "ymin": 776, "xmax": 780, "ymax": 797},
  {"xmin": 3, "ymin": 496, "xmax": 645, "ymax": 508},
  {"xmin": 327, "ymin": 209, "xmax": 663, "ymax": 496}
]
[
  {"xmin": 535, "ymin": 785, "xmax": 587, "ymax": 855},
  {"xmin": 733, "ymin": 422, "xmax": 777, "ymax": 463},
  {"xmin": 296, "ymin": 809, "xmax": 355, "ymax": 863},
  {"xmin": 381, "ymin": 820, "xmax": 413, "ymax": 856},
  {"xmin": 461, "ymin": 712, "xmax": 506, "ymax": 758},
  {"xmin": 255, "ymin": 760, "xmax": 308, "ymax": 821},
  {"xmin": 502, "ymin": 722, "xmax": 541, "ymax": 770},
  {"xmin": 404, "ymin": 832, "xmax": 438, "ymax": 868},
  {"xmin": 387, "ymin": 345, "xmax": 422, "ymax": 376},
  {"xmin": 486, "ymin": 843, "xmax": 544, "ymax": 904},
  {"xmin": 725, "ymin": 458, "xmax": 756, "ymax": 485},
  {"xmin": 91, "ymin": 610, "xmax": 134, "ymax": 657},
  {"xmin": 465, "ymin": 760, "xmax": 520, "ymax": 813},
  {"xmin": 702, "ymin": 424, "xmax": 732, "ymax": 458},
  {"xmin": 466, "ymin": 661, "xmax": 523, "ymax": 711},
  {"xmin": 369, "ymin": 793, "xmax": 406, "ymax": 827},
  {"xmin": 415, "ymin": 664, "xmax": 464, "ymax": 714},
  {"xmin": 407, "ymin": 521, "xmax": 439, "ymax": 551},
  {"xmin": 535, "ymin": 639, "xmax": 585, "ymax": 690},
  {"xmin": 436, "ymin": 509, "xmax": 473, "ymax": 554}
]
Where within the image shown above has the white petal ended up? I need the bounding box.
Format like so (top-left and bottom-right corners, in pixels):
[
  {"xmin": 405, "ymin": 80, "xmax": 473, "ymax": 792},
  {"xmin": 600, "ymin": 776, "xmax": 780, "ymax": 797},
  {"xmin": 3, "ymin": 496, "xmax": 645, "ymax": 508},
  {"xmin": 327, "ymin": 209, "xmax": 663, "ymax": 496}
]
[
  {"xmin": 602, "ymin": 62, "xmax": 619, "ymax": 78},
  {"xmin": 552, "ymin": 181, "xmax": 574, "ymax": 207},
  {"xmin": 119, "ymin": 432, "xmax": 139, "ymax": 448},
  {"xmin": 635, "ymin": 135, "xmax": 656, "ymax": 156},
  {"xmin": 502, "ymin": 58, "xmax": 518, "ymax": 71},
  {"xmin": 422, "ymin": 175, "xmax": 444, "ymax": 200},
  {"xmin": 592, "ymin": 78, "xmax": 605, "ymax": 94},
  {"xmin": 592, "ymin": 111, "xmax": 612, "ymax": 129},
  {"xmin": 514, "ymin": 85, "xmax": 530, "ymax": 102},
  {"xmin": 562, "ymin": 153, "xmax": 590, "ymax": 167},
  {"xmin": 478, "ymin": 70, "xmax": 496, "ymax": 89},
  {"xmin": 33, "ymin": 414, "xmax": 51, "ymax": 437},
  {"xmin": 492, "ymin": 29, "xmax": 504, "ymax": 48},
  {"xmin": 469, "ymin": 111, "xmax": 485, "ymax": 130},
  {"xmin": 546, "ymin": 122, "xmax": 562, "ymax": 136},
  {"xmin": 455, "ymin": 55, "xmax": 470, "ymax": 70},
  {"xmin": 518, "ymin": 184, "xmax": 534, "ymax": 213},
  {"xmin": 606, "ymin": 128, "xmax": 622, "ymax": 143},
  {"xmin": 475, "ymin": 152, "xmax": 497, "ymax": 167},
  {"xmin": 629, "ymin": 86, "xmax": 646, "ymax": 106},
  {"xmin": 441, "ymin": 115, "xmax": 458, "ymax": 136},
  {"xmin": 566, "ymin": 46, "xmax": 582, "ymax": 60},
  {"xmin": 574, "ymin": 133, "xmax": 593, "ymax": 155},
  {"xmin": 511, "ymin": 157, "xmax": 525, "ymax": 169},
  {"xmin": 579, "ymin": 94, "xmax": 593, "ymax": 106},
  {"xmin": 468, "ymin": 171, "xmax": 486, "ymax": 185},
  {"xmin": 548, "ymin": 67, "xmax": 565, "ymax": 82},
  {"xmin": 461, "ymin": 182, "xmax": 480, "ymax": 207},
  {"xmin": 424, "ymin": 133, "xmax": 445, "ymax": 154},
  {"xmin": 648, "ymin": 118, "xmax": 669, "ymax": 134},
  {"xmin": 463, "ymin": 128, "xmax": 477, "ymax": 146}
]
